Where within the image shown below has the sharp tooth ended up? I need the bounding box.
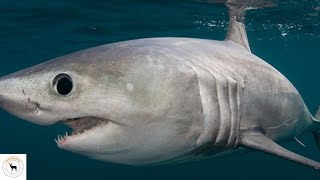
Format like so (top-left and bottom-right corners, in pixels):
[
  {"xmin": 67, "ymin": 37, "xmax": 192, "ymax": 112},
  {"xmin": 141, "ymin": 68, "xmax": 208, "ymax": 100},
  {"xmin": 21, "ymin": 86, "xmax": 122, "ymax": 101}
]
[{"xmin": 54, "ymin": 139, "xmax": 58, "ymax": 143}]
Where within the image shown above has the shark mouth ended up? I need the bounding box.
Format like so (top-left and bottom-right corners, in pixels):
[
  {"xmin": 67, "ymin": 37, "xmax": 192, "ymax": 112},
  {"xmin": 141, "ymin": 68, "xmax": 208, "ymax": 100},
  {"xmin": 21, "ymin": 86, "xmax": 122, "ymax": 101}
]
[{"xmin": 55, "ymin": 117, "xmax": 109, "ymax": 144}]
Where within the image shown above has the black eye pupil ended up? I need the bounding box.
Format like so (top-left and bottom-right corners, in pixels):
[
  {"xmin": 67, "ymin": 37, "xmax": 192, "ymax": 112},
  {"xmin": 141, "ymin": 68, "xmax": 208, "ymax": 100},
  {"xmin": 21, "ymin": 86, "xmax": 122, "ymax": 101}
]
[{"xmin": 53, "ymin": 74, "xmax": 73, "ymax": 96}]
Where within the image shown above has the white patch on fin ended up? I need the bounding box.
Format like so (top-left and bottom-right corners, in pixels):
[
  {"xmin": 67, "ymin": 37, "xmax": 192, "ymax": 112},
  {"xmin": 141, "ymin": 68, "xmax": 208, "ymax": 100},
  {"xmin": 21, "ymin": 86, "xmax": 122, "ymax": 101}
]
[{"xmin": 225, "ymin": 3, "xmax": 251, "ymax": 52}]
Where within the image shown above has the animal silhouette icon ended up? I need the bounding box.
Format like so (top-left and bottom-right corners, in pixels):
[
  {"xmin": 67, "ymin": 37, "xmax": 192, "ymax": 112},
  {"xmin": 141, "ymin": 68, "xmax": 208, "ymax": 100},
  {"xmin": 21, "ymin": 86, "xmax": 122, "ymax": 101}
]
[{"xmin": 9, "ymin": 163, "xmax": 17, "ymax": 171}]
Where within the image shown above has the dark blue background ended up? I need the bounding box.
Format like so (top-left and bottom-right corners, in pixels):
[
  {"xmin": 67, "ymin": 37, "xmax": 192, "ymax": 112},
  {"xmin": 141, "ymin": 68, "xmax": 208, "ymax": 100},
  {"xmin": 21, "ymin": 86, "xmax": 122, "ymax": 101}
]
[{"xmin": 0, "ymin": 0, "xmax": 319, "ymax": 179}]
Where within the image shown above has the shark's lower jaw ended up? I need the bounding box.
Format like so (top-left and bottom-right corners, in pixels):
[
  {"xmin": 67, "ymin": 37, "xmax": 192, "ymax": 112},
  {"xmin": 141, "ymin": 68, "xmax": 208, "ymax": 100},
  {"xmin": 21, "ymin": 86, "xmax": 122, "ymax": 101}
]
[{"xmin": 55, "ymin": 116, "xmax": 109, "ymax": 144}]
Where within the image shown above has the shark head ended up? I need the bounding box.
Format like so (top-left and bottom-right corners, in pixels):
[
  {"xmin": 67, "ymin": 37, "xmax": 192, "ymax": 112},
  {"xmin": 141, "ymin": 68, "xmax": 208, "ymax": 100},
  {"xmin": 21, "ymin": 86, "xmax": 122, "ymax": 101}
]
[{"xmin": 0, "ymin": 39, "xmax": 204, "ymax": 165}]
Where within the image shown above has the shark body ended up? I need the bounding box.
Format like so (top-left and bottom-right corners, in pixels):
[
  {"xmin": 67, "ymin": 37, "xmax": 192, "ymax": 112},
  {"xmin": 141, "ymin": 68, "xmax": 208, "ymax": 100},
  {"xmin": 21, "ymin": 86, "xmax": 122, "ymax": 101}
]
[{"xmin": 1, "ymin": 2, "xmax": 320, "ymax": 169}]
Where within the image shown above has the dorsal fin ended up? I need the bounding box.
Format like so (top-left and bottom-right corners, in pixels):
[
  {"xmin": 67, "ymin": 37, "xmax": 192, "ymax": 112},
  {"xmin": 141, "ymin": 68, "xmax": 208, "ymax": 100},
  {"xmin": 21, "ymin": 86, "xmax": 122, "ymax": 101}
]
[{"xmin": 225, "ymin": 3, "xmax": 251, "ymax": 52}]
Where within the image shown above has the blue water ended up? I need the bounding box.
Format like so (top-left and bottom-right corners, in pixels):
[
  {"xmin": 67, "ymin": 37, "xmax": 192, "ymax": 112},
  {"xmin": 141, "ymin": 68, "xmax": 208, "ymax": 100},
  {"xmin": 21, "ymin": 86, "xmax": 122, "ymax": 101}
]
[{"xmin": 0, "ymin": 0, "xmax": 320, "ymax": 179}]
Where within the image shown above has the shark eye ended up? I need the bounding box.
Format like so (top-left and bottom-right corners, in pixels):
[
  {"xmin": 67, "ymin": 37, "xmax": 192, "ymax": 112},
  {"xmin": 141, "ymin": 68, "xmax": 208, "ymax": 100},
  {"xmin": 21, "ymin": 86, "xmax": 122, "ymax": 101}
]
[{"xmin": 53, "ymin": 74, "xmax": 73, "ymax": 96}]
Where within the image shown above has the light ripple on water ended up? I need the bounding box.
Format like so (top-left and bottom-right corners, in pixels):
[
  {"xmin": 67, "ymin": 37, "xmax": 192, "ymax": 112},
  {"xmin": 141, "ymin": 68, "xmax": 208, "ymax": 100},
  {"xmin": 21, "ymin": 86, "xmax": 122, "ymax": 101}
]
[{"xmin": 195, "ymin": 0, "xmax": 320, "ymax": 40}]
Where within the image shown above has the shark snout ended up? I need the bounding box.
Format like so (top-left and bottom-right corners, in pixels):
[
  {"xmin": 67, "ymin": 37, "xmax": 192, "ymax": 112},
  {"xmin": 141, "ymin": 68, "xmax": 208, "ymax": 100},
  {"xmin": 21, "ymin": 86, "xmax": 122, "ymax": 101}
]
[
  {"xmin": 0, "ymin": 89, "xmax": 42, "ymax": 123},
  {"xmin": 0, "ymin": 73, "xmax": 54, "ymax": 125}
]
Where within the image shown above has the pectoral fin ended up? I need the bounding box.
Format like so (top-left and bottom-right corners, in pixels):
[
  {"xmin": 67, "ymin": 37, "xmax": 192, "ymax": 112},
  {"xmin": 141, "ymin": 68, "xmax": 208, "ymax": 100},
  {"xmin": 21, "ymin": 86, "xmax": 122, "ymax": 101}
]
[{"xmin": 239, "ymin": 131, "xmax": 320, "ymax": 170}]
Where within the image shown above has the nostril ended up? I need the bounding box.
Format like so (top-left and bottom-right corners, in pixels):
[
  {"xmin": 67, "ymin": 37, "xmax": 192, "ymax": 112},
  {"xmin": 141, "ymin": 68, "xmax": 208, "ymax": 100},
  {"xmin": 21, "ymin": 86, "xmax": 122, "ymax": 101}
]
[{"xmin": 26, "ymin": 98, "xmax": 41, "ymax": 116}]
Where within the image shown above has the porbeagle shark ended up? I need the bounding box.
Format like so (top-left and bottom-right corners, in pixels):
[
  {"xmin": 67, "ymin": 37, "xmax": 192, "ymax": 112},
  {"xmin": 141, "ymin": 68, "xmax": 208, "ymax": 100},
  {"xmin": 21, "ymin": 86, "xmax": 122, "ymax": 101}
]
[{"xmin": 1, "ymin": 1, "xmax": 320, "ymax": 170}]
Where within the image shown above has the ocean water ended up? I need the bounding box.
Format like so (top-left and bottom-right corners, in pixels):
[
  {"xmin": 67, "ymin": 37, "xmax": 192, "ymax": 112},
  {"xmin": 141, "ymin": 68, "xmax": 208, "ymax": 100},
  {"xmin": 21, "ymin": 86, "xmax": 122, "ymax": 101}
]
[{"xmin": 0, "ymin": 0, "xmax": 320, "ymax": 179}]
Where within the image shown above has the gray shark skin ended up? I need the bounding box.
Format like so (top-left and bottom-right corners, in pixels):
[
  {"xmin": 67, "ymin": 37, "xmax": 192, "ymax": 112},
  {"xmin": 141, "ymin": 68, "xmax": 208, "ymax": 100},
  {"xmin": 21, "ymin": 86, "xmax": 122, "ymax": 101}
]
[{"xmin": 1, "ymin": 2, "xmax": 320, "ymax": 170}]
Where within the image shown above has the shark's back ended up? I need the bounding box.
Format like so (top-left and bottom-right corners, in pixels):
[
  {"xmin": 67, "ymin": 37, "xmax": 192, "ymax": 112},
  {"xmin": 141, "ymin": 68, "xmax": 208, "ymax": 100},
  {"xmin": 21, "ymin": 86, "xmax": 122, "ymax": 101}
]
[
  {"xmin": 178, "ymin": 38, "xmax": 311, "ymax": 141},
  {"xmin": 129, "ymin": 37, "xmax": 312, "ymax": 141}
]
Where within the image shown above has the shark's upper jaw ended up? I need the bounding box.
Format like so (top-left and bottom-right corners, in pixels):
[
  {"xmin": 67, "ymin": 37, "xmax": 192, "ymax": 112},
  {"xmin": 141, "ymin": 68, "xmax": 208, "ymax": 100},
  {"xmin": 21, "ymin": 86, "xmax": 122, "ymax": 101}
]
[{"xmin": 55, "ymin": 116, "xmax": 109, "ymax": 145}]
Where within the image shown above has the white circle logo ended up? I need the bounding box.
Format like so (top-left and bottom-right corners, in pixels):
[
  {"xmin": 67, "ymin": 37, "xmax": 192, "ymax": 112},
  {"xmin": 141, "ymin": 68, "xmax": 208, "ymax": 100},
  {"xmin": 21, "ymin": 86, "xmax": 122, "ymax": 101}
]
[{"xmin": 2, "ymin": 156, "xmax": 24, "ymax": 178}]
